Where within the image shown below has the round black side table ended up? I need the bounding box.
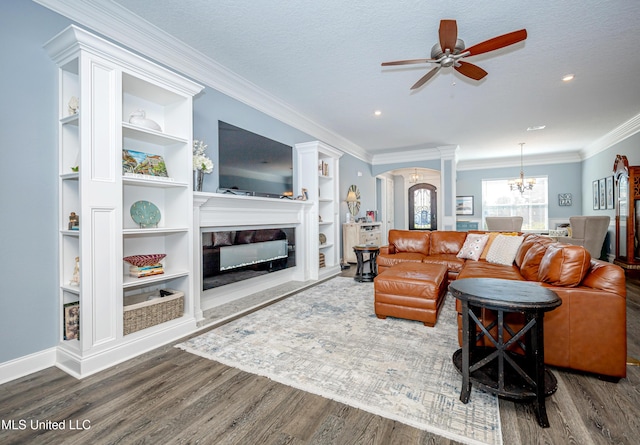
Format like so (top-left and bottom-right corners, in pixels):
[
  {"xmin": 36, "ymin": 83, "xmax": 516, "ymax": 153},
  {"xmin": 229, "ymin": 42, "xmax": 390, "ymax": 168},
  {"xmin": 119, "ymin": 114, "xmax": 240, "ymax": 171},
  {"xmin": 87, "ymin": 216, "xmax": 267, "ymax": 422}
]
[
  {"xmin": 449, "ymin": 278, "xmax": 561, "ymax": 428},
  {"xmin": 353, "ymin": 245, "xmax": 379, "ymax": 282}
]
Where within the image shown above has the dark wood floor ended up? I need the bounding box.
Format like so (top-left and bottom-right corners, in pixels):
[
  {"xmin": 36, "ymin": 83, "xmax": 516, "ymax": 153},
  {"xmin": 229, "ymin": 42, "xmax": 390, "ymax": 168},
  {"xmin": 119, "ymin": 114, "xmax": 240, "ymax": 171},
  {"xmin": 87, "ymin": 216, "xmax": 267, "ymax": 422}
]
[{"xmin": 1, "ymin": 275, "xmax": 638, "ymax": 445}]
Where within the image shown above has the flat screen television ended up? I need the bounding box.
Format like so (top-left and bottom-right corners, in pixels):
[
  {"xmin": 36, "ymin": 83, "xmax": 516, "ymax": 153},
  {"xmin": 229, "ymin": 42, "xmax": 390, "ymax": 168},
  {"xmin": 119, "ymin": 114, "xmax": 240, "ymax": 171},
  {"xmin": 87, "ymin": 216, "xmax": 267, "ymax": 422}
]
[{"xmin": 218, "ymin": 121, "xmax": 293, "ymax": 198}]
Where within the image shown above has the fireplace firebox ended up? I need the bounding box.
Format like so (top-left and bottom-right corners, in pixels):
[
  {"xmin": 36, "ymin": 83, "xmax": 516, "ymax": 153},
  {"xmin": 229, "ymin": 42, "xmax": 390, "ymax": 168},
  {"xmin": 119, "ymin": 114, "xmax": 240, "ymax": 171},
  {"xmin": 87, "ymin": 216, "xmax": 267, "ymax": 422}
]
[{"xmin": 202, "ymin": 227, "xmax": 296, "ymax": 290}]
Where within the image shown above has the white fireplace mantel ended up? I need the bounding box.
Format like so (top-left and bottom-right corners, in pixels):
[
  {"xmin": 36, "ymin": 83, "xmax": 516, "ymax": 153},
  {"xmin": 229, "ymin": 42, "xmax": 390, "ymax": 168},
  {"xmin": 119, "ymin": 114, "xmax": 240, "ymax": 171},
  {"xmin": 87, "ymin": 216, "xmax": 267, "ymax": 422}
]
[
  {"xmin": 193, "ymin": 192, "xmax": 314, "ymax": 319},
  {"xmin": 194, "ymin": 191, "xmax": 311, "ymax": 228}
]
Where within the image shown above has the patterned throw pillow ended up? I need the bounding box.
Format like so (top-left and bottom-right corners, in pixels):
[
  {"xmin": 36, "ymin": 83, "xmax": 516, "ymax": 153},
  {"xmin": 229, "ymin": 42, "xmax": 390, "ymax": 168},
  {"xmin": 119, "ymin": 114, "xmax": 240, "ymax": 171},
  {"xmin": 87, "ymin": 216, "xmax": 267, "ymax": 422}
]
[
  {"xmin": 456, "ymin": 233, "xmax": 490, "ymax": 261},
  {"xmin": 480, "ymin": 231, "xmax": 519, "ymax": 259},
  {"xmin": 486, "ymin": 235, "xmax": 525, "ymax": 266}
]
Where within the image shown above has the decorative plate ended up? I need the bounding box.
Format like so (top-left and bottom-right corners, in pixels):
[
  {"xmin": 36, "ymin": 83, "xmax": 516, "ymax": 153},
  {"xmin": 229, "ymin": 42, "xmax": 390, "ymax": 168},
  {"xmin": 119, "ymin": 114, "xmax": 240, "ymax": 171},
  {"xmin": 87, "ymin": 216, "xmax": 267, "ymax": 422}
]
[
  {"xmin": 319, "ymin": 233, "xmax": 327, "ymax": 245},
  {"xmin": 123, "ymin": 254, "xmax": 166, "ymax": 267},
  {"xmin": 130, "ymin": 200, "xmax": 161, "ymax": 228}
]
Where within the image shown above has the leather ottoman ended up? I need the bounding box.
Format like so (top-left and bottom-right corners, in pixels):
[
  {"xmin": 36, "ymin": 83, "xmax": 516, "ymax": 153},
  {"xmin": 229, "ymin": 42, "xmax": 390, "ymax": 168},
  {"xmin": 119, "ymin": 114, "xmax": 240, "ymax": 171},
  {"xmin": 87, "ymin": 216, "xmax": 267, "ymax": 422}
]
[{"xmin": 373, "ymin": 262, "xmax": 448, "ymax": 326}]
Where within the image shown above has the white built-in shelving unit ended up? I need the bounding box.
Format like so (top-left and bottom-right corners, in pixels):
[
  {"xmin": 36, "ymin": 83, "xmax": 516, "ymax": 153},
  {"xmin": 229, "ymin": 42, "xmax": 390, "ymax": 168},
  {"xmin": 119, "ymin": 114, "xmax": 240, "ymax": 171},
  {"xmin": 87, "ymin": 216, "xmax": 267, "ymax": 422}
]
[
  {"xmin": 295, "ymin": 141, "xmax": 342, "ymax": 279},
  {"xmin": 46, "ymin": 25, "xmax": 203, "ymax": 378}
]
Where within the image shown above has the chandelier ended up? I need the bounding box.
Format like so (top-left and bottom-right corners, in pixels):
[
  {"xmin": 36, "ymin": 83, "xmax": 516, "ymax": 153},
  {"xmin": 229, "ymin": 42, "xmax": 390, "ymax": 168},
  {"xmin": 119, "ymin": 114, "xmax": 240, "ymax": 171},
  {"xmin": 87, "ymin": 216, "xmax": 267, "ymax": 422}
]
[
  {"xmin": 508, "ymin": 143, "xmax": 535, "ymax": 194},
  {"xmin": 409, "ymin": 168, "xmax": 423, "ymax": 184}
]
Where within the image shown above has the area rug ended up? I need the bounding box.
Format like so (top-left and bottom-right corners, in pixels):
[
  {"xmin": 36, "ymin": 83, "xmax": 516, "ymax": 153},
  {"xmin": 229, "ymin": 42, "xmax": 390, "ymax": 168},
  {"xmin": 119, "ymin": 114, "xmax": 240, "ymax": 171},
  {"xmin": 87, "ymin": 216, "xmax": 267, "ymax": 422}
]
[{"xmin": 177, "ymin": 277, "xmax": 501, "ymax": 445}]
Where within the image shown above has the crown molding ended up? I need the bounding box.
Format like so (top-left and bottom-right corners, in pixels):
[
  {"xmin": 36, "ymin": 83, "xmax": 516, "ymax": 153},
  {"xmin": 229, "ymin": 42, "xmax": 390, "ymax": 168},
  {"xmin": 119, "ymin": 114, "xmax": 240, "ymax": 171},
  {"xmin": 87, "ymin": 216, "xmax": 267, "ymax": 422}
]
[
  {"xmin": 371, "ymin": 146, "xmax": 456, "ymax": 165},
  {"xmin": 455, "ymin": 151, "xmax": 582, "ymax": 171},
  {"xmin": 35, "ymin": 0, "xmax": 371, "ymax": 163},
  {"xmin": 581, "ymin": 112, "xmax": 640, "ymax": 159}
]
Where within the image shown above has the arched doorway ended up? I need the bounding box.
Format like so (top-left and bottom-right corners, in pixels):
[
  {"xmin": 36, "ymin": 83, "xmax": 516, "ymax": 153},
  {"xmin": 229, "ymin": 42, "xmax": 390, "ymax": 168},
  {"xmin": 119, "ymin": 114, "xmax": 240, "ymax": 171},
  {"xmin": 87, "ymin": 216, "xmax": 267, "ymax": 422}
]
[{"xmin": 409, "ymin": 183, "xmax": 437, "ymax": 230}]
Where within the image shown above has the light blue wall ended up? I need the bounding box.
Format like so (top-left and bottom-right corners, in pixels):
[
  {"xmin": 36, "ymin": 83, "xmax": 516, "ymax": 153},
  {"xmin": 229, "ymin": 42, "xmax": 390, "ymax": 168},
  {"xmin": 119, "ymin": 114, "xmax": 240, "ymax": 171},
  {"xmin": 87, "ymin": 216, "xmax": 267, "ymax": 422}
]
[
  {"xmin": 456, "ymin": 162, "xmax": 583, "ymax": 220},
  {"xmin": 0, "ymin": 1, "xmax": 72, "ymax": 362},
  {"xmin": 393, "ymin": 175, "xmax": 406, "ymax": 228},
  {"xmin": 581, "ymin": 133, "xmax": 640, "ymax": 255},
  {"xmin": 193, "ymin": 89, "xmax": 314, "ymax": 193},
  {"xmin": 338, "ymin": 154, "xmax": 376, "ymax": 259}
]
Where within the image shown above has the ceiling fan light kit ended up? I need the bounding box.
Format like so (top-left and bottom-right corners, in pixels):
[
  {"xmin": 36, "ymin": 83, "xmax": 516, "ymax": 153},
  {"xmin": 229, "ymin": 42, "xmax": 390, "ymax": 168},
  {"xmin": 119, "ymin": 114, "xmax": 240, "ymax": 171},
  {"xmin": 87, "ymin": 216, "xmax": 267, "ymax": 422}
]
[{"xmin": 382, "ymin": 19, "xmax": 527, "ymax": 89}]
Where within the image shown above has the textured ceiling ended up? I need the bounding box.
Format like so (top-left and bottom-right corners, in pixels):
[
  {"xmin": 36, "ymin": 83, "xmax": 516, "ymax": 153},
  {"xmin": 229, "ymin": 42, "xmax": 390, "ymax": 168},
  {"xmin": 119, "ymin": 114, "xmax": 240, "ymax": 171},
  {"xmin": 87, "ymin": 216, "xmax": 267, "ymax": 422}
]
[{"xmin": 112, "ymin": 0, "xmax": 640, "ymax": 163}]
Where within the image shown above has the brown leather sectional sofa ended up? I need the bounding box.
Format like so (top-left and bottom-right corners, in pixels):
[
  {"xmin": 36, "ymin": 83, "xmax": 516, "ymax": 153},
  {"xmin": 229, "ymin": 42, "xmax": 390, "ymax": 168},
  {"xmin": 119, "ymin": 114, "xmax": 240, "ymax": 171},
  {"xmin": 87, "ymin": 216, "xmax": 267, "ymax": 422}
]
[{"xmin": 376, "ymin": 229, "xmax": 627, "ymax": 379}]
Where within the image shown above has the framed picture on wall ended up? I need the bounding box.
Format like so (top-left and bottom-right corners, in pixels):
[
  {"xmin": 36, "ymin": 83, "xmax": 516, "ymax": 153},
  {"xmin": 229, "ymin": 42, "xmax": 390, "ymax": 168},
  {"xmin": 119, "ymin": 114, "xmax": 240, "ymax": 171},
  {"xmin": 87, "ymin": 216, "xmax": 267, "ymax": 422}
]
[
  {"xmin": 599, "ymin": 178, "xmax": 606, "ymax": 210},
  {"xmin": 606, "ymin": 176, "xmax": 614, "ymax": 209},
  {"xmin": 456, "ymin": 196, "xmax": 474, "ymax": 215},
  {"xmin": 592, "ymin": 180, "xmax": 599, "ymax": 210}
]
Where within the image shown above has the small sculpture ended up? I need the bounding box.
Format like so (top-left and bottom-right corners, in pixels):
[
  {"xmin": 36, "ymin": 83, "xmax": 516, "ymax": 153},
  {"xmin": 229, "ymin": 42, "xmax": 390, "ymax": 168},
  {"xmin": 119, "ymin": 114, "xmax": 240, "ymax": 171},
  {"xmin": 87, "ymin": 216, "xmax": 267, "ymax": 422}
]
[
  {"xmin": 68, "ymin": 96, "xmax": 79, "ymax": 115},
  {"xmin": 68, "ymin": 212, "xmax": 79, "ymax": 230},
  {"xmin": 70, "ymin": 257, "xmax": 80, "ymax": 286},
  {"xmin": 129, "ymin": 109, "xmax": 162, "ymax": 132}
]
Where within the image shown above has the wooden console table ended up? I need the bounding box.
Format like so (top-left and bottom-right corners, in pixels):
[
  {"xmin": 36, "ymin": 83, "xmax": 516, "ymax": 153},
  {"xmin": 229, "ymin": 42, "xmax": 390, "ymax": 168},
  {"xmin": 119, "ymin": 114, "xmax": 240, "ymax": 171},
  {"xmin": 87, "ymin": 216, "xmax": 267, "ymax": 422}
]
[{"xmin": 449, "ymin": 278, "xmax": 561, "ymax": 427}]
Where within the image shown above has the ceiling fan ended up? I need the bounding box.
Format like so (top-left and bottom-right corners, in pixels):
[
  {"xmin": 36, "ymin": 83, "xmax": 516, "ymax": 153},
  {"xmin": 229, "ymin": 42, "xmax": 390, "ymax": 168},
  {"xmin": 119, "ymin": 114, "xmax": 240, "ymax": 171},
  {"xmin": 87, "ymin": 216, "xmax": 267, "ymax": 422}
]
[{"xmin": 382, "ymin": 19, "xmax": 527, "ymax": 90}]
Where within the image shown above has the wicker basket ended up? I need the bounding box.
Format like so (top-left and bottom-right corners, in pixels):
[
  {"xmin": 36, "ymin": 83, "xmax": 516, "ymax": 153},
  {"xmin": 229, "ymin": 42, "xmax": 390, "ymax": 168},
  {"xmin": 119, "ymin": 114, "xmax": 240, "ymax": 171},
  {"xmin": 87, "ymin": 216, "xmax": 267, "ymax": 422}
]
[{"xmin": 123, "ymin": 289, "xmax": 184, "ymax": 335}]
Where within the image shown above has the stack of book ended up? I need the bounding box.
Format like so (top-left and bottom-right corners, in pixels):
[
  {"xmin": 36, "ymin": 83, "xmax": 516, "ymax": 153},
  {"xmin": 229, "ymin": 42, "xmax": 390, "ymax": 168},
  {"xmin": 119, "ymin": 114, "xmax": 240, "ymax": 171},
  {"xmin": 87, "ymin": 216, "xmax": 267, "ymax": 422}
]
[
  {"xmin": 318, "ymin": 160, "xmax": 329, "ymax": 177},
  {"xmin": 129, "ymin": 263, "xmax": 164, "ymax": 278}
]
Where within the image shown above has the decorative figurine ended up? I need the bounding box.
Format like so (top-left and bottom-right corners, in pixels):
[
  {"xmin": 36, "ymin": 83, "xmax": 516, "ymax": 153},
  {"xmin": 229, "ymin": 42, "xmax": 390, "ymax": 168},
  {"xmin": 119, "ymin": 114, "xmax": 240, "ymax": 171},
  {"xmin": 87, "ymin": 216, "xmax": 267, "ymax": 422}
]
[
  {"xmin": 129, "ymin": 109, "xmax": 162, "ymax": 132},
  {"xmin": 68, "ymin": 212, "xmax": 79, "ymax": 230},
  {"xmin": 68, "ymin": 96, "xmax": 79, "ymax": 115},
  {"xmin": 70, "ymin": 257, "xmax": 80, "ymax": 286}
]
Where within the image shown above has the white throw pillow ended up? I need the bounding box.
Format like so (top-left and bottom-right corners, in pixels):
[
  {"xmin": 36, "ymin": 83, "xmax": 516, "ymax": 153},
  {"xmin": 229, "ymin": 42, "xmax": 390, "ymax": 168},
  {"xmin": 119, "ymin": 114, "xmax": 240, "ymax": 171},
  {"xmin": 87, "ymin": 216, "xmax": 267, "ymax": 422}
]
[
  {"xmin": 486, "ymin": 234, "xmax": 525, "ymax": 266},
  {"xmin": 457, "ymin": 233, "xmax": 490, "ymax": 261}
]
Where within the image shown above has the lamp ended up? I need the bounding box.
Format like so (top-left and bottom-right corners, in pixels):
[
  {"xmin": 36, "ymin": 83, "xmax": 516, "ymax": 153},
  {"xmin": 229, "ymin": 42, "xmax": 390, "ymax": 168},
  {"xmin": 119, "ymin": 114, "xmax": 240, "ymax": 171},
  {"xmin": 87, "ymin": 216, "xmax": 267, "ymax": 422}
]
[
  {"xmin": 345, "ymin": 185, "xmax": 360, "ymax": 222},
  {"xmin": 409, "ymin": 168, "xmax": 422, "ymax": 184},
  {"xmin": 509, "ymin": 143, "xmax": 535, "ymax": 194}
]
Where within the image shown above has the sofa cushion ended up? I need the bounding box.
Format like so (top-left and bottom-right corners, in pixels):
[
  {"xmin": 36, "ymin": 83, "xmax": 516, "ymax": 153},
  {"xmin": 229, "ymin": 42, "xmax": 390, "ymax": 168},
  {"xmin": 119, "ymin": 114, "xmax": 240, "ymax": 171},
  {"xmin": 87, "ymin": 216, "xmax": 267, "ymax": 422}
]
[
  {"xmin": 456, "ymin": 233, "xmax": 489, "ymax": 261},
  {"xmin": 430, "ymin": 231, "xmax": 467, "ymax": 255},
  {"xmin": 388, "ymin": 229, "xmax": 430, "ymax": 254},
  {"xmin": 538, "ymin": 244, "xmax": 591, "ymax": 287},
  {"xmin": 457, "ymin": 260, "xmax": 525, "ymax": 281},
  {"xmin": 486, "ymin": 234, "xmax": 524, "ymax": 266},
  {"xmin": 377, "ymin": 252, "xmax": 427, "ymax": 269},
  {"xmin": 519, "ymin": 240, "xmax": 552, "ymax": 280},
  {"xmin": 515, "ymin": 234, "xmax": 555, "ymax": 267},
  {"xmin": 423, "ymin": 254, "xmax": 466, "ymax": 273}
]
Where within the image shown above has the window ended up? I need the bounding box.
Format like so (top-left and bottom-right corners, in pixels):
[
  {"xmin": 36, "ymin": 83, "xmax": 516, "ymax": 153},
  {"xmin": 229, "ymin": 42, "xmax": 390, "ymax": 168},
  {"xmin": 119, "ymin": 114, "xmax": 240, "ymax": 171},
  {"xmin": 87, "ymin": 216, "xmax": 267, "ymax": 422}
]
[
  {"xmin": 409, "ymin": 183, "xmax": 437, "ymax": 230},
  {"xmin": 481, "ymin": 177, "xmax": 548, "ymax": 231}
]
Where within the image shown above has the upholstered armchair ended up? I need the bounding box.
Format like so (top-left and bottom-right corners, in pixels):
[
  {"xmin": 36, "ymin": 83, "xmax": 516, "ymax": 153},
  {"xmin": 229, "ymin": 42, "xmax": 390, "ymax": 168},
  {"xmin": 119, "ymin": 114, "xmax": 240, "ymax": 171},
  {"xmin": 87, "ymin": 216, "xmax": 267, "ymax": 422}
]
[
  {"xmin": 559, "ymin": 216, "xmax": 610, "ymax": 258},
  {"xmin": 485, "ymin": 216, "xmax": 523, "ymax": 232}
]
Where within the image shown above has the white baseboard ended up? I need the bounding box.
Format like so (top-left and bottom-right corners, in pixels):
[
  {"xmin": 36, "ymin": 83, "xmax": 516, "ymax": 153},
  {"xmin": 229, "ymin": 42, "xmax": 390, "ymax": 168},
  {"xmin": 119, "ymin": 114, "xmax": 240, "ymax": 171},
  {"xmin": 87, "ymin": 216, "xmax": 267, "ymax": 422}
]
[{"xmin": 0, "ymin": 348, "xmax": 57, "ymax": 385}]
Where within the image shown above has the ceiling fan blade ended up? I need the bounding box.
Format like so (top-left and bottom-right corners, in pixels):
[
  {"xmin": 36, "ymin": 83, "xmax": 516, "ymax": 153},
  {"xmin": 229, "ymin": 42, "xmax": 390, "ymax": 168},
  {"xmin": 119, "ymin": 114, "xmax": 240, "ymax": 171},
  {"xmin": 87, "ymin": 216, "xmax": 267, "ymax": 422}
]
[
  {"xmin": 439, "ymin": 19, "xmax": 458, "ymax": 52},
  {"xmin": 454, "ymin": 61, "xmax": 488, "ymax": 80},
  {"xmin": 381, "ymin": 58, "xmax": 431, "ymax": 66},
  {"xmin": 411, "ymin": 66, "xmax": 440, "ymax": 90},
  {"xmin": 464, "ymin": 29, "xmax": 527, "ymax": 56}
]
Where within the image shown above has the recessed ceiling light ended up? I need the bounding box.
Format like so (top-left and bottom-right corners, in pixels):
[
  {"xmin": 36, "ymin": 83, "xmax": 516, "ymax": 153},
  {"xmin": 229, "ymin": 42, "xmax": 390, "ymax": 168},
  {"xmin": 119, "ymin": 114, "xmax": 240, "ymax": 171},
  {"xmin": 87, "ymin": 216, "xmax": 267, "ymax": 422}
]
[
  {"xmin": 374, "ymin": 110, "xmax": 382, "ymax": 116},
  {"xmin": 527, "ymin": 125, "xmax": 546, "ymax": 131},
  {"xmin": 562, "ymin": 74, "xmax": 575, "ymax": 82}
]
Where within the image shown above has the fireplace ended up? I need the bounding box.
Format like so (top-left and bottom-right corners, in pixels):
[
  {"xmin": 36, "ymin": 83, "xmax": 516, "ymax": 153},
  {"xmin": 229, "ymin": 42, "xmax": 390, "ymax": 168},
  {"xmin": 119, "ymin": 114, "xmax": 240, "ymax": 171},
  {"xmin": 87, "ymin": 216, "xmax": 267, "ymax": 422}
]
[{"xmin": 202, "ymin": 227, "xmax": 296, "ymax": 290}]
